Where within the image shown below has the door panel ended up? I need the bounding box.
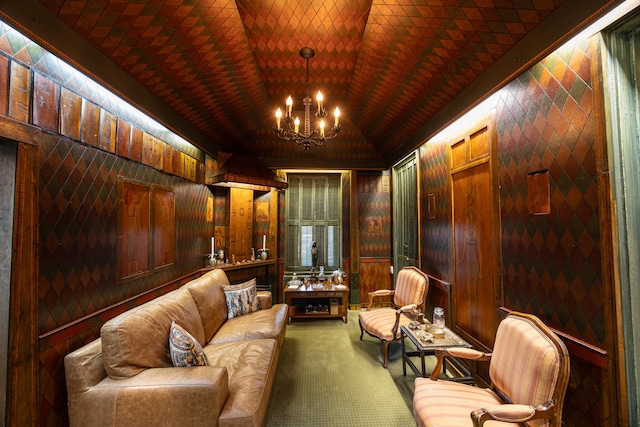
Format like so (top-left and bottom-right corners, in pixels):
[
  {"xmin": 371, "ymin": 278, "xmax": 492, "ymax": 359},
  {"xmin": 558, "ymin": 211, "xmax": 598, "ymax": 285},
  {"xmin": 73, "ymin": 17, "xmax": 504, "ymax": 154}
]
[
  {"xmin": 450, "ymin": 122, "xmax": 500, "ymax": 350},
  {"xmin": 452, "ymin": 163, "xmax": 496, "ymax": 347}
]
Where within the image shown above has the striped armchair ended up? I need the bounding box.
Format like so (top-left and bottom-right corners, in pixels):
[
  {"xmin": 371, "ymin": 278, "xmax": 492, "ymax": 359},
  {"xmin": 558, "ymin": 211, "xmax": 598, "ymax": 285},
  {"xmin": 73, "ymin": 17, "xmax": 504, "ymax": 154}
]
[
  {"xmin": 359, "ymin": 266, "xmax": 429, "ymax": 368},
  {"xmin": 413, "ymin": 311, "xmax": 570, "ymax": 427}
]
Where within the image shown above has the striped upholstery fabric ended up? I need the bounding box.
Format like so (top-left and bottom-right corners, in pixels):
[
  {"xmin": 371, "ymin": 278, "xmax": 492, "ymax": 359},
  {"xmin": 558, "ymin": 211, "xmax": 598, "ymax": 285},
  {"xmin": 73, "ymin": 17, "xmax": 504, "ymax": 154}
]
[
  {"xmin": 413, "ymin": 313, "xmax": 566, "ymax": 427},
  {"xmin": 358, "ymin": 308, "xmax": 412, "ymax": 341},
  {"xmin": 393, "ymin": 267, "xmax": 428, "ymax": 307},
  {"xmin": 413, "ymin": 379, "xmax": 510, "ymax": 427},
  {"xmin": 490, "ymin": 316, "xmax": 561, "ymax": 412}
]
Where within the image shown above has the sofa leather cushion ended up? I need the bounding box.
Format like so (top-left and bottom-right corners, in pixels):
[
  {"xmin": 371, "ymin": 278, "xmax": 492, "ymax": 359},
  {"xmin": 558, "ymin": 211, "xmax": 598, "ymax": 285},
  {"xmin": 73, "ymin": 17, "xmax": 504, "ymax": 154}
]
[
  {"xmin": 184, "ymin": 269, "xmax": 231, "ymax": 342},
  {"xmin": 204, "ymin": 339, "xmax": 277, "ymax": 427},
  {"xmin": 223, "ymin": 278, "xmax": 261, "ymax": 319},
  {"xmin": 101, "ymin": 288, "xmax": 206, "ymax": 379},
  {"xmin": 210, "ymin": 303, "xmax": 288, "ymax": 348},
  {"xmin": 169, "ymin": 321, "xmax": 210, "ymax": 367}
]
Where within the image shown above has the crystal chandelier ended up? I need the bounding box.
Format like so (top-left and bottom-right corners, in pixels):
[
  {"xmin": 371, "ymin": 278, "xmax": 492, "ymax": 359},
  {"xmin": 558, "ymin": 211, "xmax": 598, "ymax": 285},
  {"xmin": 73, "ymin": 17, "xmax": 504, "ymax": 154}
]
[{"xmin": 273, "ymin": 47, "xmax": 342, "ymax": 150}]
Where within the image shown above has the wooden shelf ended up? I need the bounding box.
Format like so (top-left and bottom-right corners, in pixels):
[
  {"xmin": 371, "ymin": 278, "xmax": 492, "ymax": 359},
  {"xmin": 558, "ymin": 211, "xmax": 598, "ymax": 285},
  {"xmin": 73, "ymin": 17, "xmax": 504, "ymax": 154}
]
[{"xmin": 206, "ymin": 258, "xmax": 276, "ymax": 272}]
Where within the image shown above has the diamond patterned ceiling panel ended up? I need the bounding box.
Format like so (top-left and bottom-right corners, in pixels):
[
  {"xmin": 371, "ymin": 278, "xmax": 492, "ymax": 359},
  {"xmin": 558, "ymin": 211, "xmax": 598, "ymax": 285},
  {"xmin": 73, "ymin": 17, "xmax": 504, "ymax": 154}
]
[{"xmin": 30, "ymin": 0, "xmax": 615, "ymax": 168}]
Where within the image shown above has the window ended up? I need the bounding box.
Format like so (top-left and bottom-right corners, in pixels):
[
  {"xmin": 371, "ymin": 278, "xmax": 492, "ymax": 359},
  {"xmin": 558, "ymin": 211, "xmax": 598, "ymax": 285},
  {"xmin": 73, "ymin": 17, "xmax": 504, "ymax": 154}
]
[{"xmin": 285, "ymin": 173, "xmax": 341, "ymax": 271}]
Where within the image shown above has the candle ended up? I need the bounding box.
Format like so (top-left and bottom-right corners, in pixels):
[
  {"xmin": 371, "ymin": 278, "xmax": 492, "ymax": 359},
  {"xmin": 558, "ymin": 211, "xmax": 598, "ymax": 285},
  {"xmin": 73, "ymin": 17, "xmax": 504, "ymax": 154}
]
[
  {"xmin": 275, "ymin": 108, "xmax": 282, "ymax": 130},
  {"xmin": 211, "ymin": 237, "xmax": 215, "ymax": 256},
  {"xmin": 294, "ymin": 117, "xmax": 300, "ymax": 134},
  {"xmin": 286, "ymin": 96, "xmax": 293, "ymax": 118},
  {"xmin": 263, "ymin": 234, "xmax": 266, "ymax": 250},
  {"xmin": 316, "ymin": 91, "xmax": 323, "ymax": 114},
  {"xmin": 319, "ymin": 119, "xmax": 325, "ymax": 138},
  {"xmin": 334, "ymin": 107, "xmax": 340, "ymax": 127}
]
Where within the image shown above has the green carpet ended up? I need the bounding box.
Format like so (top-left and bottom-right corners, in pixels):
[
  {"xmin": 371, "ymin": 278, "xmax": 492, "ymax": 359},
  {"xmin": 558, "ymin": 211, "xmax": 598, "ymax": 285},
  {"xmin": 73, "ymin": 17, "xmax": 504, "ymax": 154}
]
[{"xmin": 265, "ymin": 310, "xmax": 436, "ymax": 426}]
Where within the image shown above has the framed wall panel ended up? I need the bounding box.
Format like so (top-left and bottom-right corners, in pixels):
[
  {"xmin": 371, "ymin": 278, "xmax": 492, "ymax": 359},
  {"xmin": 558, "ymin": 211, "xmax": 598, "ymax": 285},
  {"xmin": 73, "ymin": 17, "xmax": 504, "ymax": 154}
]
[
  {"xmin": 120, "ymin": 181, "xmax": 150, "ymax": 279},
  {"xmin": 153, "ymin": 188, "xmax": 175, "ymax": 268}
]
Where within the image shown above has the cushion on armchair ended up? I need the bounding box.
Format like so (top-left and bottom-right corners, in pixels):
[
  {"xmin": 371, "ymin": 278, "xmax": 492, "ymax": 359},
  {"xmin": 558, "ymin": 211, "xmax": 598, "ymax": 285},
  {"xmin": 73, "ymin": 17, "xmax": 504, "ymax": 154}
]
[
  {"xmin": 358, "ymin": 308, "xmax": 412, "ymax": 341},
  {"xmin": 489, "ymin": 315, "xmax": 561, "ymax": 406}
]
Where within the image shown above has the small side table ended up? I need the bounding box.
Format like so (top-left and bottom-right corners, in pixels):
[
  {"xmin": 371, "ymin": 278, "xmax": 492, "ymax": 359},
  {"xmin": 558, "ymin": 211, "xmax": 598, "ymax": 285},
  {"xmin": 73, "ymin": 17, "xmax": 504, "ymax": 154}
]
[{"xmin": 401, "ymin": 324, "xmax": 475, "ymax": 384}]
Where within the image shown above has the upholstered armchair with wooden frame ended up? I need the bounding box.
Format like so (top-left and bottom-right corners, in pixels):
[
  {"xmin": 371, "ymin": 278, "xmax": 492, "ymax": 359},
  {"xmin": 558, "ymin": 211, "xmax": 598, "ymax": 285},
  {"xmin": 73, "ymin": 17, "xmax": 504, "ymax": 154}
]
[
  {"xmin": 413, "ymin": 311, "xmax": 570, "ymax": 427},
  {"xmin": 359, "ymin": 266, "xmax": 429, "ymax": 368}
]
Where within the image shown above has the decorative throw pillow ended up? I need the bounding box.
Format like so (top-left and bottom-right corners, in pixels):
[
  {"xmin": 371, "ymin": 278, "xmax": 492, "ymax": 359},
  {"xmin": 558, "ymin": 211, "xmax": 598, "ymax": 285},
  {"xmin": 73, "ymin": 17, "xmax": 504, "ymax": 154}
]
[
  {"xmin": 169, "ymin": 321, "xmax": 209, "ymax": 367},
  {"xmin": 223, "ymin": 278, "xmax": 262, "ymax": 319}
]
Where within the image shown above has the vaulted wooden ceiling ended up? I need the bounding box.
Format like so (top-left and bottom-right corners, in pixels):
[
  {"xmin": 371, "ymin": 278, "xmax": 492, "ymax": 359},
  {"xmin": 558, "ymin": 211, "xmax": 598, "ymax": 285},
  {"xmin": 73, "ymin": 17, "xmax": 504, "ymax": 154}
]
[{"xmin": 1, "ymin": 0, "xmax": 619, "ymax": 169}]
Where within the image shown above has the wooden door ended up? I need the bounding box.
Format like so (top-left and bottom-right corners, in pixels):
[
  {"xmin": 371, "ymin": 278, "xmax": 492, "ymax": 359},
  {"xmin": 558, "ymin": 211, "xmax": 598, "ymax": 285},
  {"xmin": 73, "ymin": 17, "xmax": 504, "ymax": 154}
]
[{"xmin": 450, "ymin": 123, "xmax": 501, "ymax": 349}]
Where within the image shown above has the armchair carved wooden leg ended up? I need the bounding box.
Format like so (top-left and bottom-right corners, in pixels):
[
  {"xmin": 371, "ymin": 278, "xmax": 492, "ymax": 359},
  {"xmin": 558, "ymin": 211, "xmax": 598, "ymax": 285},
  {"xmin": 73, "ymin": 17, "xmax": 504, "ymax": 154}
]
[{"xmin": 382, "ymin": 340, "xmax": 390, "ymax": 368}]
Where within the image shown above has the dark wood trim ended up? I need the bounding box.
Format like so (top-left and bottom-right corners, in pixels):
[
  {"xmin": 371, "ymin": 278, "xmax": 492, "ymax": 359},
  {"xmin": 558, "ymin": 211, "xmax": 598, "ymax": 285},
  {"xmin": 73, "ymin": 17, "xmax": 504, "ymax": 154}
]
[
  {"xmin": 7, "ymin": 142, "xmax": 38, "ymax": 427},
  {"xmin": 0, "ymin": 114, "xmax": 41, "ymax": 146},
  {"xmin": 591, "ymin": 32, "xmax": 625, "ymax": 426}
]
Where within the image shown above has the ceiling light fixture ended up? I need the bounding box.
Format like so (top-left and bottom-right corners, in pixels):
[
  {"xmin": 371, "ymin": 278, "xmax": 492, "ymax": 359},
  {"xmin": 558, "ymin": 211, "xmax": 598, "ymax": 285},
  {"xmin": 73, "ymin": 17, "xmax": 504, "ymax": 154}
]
[{"xmin": 274, "ymin": 47, "xmax": 341, "ymax": 150}]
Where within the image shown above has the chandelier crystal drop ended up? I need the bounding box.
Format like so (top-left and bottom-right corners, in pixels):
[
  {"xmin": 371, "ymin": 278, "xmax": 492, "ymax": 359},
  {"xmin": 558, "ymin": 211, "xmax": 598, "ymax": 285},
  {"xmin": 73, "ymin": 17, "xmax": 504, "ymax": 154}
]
[{"xmin": 273, "ymin": 47, "xmax": 342, "ymax": 150}]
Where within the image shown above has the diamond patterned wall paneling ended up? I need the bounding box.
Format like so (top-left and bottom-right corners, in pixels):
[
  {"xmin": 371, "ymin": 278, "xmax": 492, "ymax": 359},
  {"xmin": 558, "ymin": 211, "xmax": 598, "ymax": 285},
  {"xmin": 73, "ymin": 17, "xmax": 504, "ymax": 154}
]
[
  {"xmin": 495, "ymin": 37, "xmax": 604, "ymax": 426},
  {"xmin": 419, "ymin": 141, "xmax": 452, "ymax": 280},
  {"xmin": 496, "ymin": 37, "xmax": 603, "ymax": 346},
  {"xmin": 357, "ymin": 171, "xmax": 391, "ymax": 258}
]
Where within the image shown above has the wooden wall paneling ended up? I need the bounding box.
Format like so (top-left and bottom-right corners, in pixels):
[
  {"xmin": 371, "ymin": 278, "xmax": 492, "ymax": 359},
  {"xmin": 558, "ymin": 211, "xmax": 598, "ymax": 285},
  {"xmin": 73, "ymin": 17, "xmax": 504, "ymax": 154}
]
[
  {"xmin": 129, "ymin": 125, "xmax": 143, "ymax": 162},
  {"xmin": 99, "ymin": 109, "xmax": 116, "ymax": 153},
  {"xmin": 0, "ymin": 55, "xmax": 8, "ymax": 116},
  {"xmin": 8, "ymin": 141, "xmax": 39, "ymax": 426},
  {"xmin": 119, "ymin": 181, "xmax": 151, "ymax": 279},
  {"xmin": 591, "ymin": 34, "xmax": 624, "ymax": 426},
  {"xmin": 359, "ymin": 258, "xmax": 392, "ymax": 307},
  {"xmin": 59, "ymin": 88, "xmax": 82, "ymax": 140},
  {"xmin": 8, "ymin": 61, "xmax": 30, "ymax": 123},
  {"xmin": 153, "ymin": 188, "xmax": 175, "ymax": 268},
  {"xmin": 350, "ymin": 170, "xmax": 360, "ymax": 306},
  {"xmin": 185, "ymin": 155, "xmax": 196, "ymax": 181},
  {"xmin": 229, "ymin": 187, "xmax": 253, "ymax": 261},
  {"xmin": 32, "ymin": 73, "xmax": 59, "ymax": 132},
  {"xmin": 141, "ymin": 132, "xmax": 163, "ymax": 170},
  {"xmin": 172, "ymin": 147, "xmax": 182, "ymax": 176},
  {"xmin": 269, "ymin": 189, "xmax": 278, "ymax": 261},
  {"xmin": 163, "ymin": 144, "xmax": 173, "ymax": 174},
  {"xmin": 80, "ymin": 99, "xmax": 100, "ymax": 147},
  {"xmin": 115, "ymin": 118, "xmax": 131, "ymax": 158}
]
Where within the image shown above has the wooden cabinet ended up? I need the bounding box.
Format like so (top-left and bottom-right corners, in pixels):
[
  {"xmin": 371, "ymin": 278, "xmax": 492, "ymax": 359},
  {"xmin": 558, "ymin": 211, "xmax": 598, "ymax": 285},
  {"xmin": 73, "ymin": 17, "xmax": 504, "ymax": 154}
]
[{"xmin": 284, "ymin": 283, "xmax": 349, "ymax": 323}]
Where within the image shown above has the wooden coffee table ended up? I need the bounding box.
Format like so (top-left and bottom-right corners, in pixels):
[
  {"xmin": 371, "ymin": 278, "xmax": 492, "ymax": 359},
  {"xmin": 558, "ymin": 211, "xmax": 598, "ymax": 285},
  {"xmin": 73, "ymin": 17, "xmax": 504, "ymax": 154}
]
[
  {"xmin": 284, "ymin": 282, "xmax": 349, "ymax": 323},
  {"xmin": 401, "ymin": 323, "xmax": 474, "ymax": 383}
]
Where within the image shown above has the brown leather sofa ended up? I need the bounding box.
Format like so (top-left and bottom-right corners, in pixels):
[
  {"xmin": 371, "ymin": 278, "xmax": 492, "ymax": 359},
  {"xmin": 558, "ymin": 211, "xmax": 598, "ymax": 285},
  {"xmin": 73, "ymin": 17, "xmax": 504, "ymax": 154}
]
[{"xmin": 64, "ymin": 269, "xmax": 288, "ymax": 427}]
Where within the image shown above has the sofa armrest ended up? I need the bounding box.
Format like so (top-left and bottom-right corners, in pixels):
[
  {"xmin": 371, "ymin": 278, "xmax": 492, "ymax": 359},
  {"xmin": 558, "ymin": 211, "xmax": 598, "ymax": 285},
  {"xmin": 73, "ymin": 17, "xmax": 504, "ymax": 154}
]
[
  {"xmin": 68, "ymin": 366, "xmax": 228, "ymax": 427},
  {"xmin": 257, "ymin": 291, "xmax": 272, "ymax": 309}
]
